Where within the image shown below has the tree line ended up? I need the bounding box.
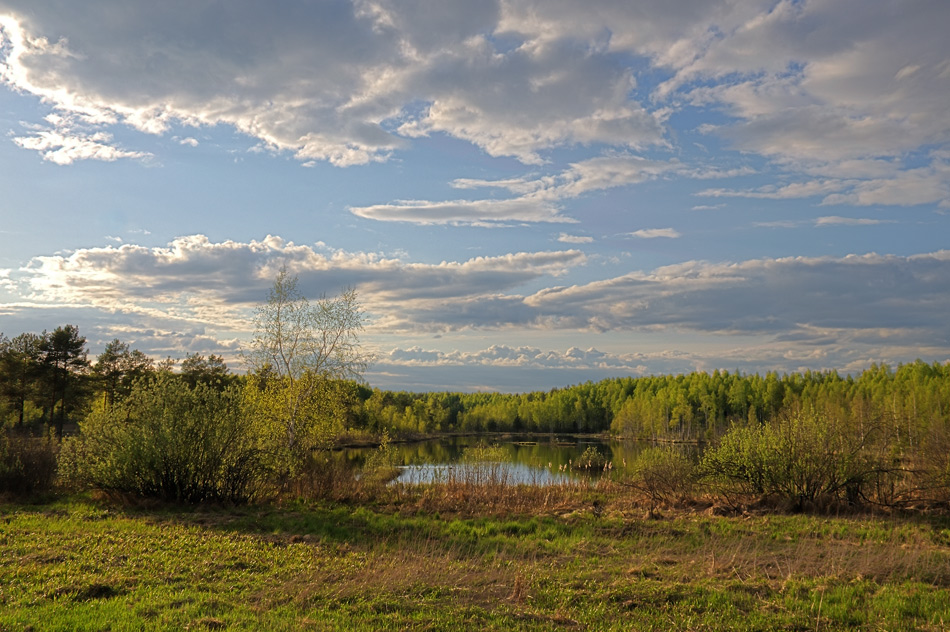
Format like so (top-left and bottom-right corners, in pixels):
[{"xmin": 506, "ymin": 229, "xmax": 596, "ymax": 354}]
[
  {"xmin": 4, "ymin": 324, "xmax": 949, "ymax": 450},
  {"xmin": 0, "ymin": 326, "xmax": 235, "ymax": 435},
  {"xmin": 352, "ymin": 362, "xmax": 950, "ymax": 442}
]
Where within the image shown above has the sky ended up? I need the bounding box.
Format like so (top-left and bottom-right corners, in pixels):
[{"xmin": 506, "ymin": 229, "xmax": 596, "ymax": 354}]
[{"xmin": 0, "ymin": 0, "xmax": 948, "ymax": 392}]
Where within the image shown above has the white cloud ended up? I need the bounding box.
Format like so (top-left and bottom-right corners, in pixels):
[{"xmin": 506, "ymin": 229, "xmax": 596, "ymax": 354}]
[
  {"xmin": 12, "ymin": 125, "xmax": 150, "ymax": 164},
  {"xmin": 6, "ymin": 234, "xmax": 950, "ymax": 388},
  {"xmin": 814, "ymin": 216, "xmax": 889, "ymax": 226},
  {"xmin": 0, "ymin": 2, "xmax": 668, "ymax": 167},
  {"xmin": 698, "ymin": 159, "xmax": 950, "ymax": 209},
  {"xmin": 14, "ymin": 234, "xmax": 588, "ymax": 336},
  {"xmin": 380, "ymin": 344, "xmax": 650, "ymax": 372},
  {"xmin": 630, "ymin": 228, "xmax": 681, "ymax": 239},
  {"xmin": 354, "ymin": 154, "xmax": 675, "ymax": 225},
  {"xmin": 557, "ymin": 233, "xmax": 593, "ymax": 244},
  {"xmin": 523, "ymin": 251, "xmax": 950, "ymax": 339},
  {"xmin": 2, "ymin": 0, "xmax": 945, "ymax": 221},
  {"xmin": 699, "ymin": 179, "xmax": 849, "ymax": 200},
  {"xmin": 349, "ymin": 197, "xmax": 574, "ymax": 226},
  {"xmin": 681, "ymin": 1, "xmax": 950, "ymax": 164}
]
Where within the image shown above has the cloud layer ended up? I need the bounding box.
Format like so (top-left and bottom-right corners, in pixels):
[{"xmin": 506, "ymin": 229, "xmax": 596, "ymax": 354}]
[
  {"xmin": 4, "ymin": 235, "xmax": 948, "ymax": 388},
  {"xmin": 3, "ymin": 1, "xmax": 946, "ymax": 191}
]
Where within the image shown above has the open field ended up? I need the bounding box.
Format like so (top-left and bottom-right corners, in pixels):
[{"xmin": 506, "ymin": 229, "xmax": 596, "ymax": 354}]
[{"xmin": 2, "ymin": 491, "xmax": 950, "ymax": 631}]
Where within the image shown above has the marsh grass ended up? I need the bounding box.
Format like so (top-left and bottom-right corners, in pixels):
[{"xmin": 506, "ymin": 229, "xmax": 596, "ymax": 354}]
[{"xmin": 3, "ymin": 494, "xmax": 950, "ymax": 630}]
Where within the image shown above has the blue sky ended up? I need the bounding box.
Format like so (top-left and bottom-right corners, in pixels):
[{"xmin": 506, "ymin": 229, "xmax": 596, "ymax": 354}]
[{"xmin": 1, "ymin": 0, "xmax": 948, "ymax": 392}]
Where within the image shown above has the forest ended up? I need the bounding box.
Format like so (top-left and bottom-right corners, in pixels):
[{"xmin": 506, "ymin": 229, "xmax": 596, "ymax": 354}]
[{"xmin": 5, "ymin": 323, "xmax": 950, "ymax": 446}]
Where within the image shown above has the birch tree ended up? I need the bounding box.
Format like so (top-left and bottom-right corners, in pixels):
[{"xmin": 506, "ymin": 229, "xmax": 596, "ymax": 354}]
[{"xmin": 243, "ymin": 266, "xmax": 368, "ymax": 483}]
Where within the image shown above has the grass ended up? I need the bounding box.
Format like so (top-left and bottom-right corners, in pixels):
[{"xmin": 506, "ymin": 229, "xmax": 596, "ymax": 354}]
[{"xmin": 2, "ymin": 489, "xmax": 950, "ymax": 630}]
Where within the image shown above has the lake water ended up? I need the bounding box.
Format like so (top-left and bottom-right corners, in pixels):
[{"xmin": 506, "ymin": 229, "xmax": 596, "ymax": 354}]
[{"xmin": 337, "ymin": 434, "xmax": 701, "ymax": 485}]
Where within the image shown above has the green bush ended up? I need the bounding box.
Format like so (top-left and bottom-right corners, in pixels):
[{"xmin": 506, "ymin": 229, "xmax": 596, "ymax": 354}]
[
  {"xmin": 60, "ymin": 375, "xmax": 261, "ymax": 503},
  {"xmin": 360, "ymin": 433, "xmax": 400, "ymax": 486},
  {"xmin": 576, "ymin": 445, "xmax": 608, "ymax": 471},
  {"xmin": 701, "ymin": 412, "xmax": 885, "ymax": 508},
  {"xmin": 0, "ymin": 432, "xmax": 58, "ymax": 496},
  {"xmin": 628, "ymin": 446, "xmax": 695, "ymax": 511}
]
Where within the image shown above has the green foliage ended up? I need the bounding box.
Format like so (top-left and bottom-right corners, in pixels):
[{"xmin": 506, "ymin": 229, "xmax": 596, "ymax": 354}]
[
  {"xmin": 701, "ymin": 412, "xmax": 889, "ymax": 507},
  {"xmin": 242, "ymin": 266, "xmax": 369, "ymax": 493},
  {"xmin": 360, "ymin": 432, "xmax": 400, "ymax": 486},
  {"xmin": 628, "ymin": 446, "xmax": 695, "ymax": 510},
  {"xmin": 243, "ymin": 373, "xmax": 352, "ymax": 485},
  {"xmin": 576, "ymin": 445, "xmax": 608, "ymax": 470},
  {"xmin": 60, "ymin": 375, "xmax": 260, "ymax": 503},
  {"xmin": 0, "ymin": 432, "xmax": 58, "ymax": 496},
  {"xmin": 0, "ymin": 333, "xmax": 44, "ymax": 428},
  {"xmin": 93, "ymin": 338, "xmax": 154, "ymax": 408},
  {"xmin": 179, "ymin": 352, "xmax": 232, "ymax": 390},
  {"xmin": 39, "ymin": 324, "xmax": 91, "ymax": 435},
  {"xmin": 460, "ymin": 441, "xmax": 510, "ymax": 464}
]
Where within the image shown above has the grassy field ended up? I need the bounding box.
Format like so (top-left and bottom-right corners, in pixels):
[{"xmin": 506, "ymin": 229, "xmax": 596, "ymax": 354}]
[{"xmin": 2, "ymin": 490, "xmax": 950, "ymax": 631}]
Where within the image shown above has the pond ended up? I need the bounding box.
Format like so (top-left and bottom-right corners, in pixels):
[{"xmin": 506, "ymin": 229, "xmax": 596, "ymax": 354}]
[{"xmin": 337, "ymin": 434, "xmax": 702, "ymax": 485}]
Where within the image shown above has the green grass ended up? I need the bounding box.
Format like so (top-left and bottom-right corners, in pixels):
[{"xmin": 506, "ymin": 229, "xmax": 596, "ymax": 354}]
[{"xmin": 2, "ymin": 495, "xmax": 950, "ymax": 630}]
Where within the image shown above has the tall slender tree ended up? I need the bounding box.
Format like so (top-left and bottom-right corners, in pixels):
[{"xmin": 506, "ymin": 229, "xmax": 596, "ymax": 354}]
[
  {"xmin": 243, "ymin": 266, "xmax": 369, "ymax": 483},
  {"xmin": 94, "ymin": 339, "xmax": 154, "ymax": 408},
  {"xmin": 0, "ymin": 333, "xmax": 44, "ymax": 429},
  {"xmin": 39, "ymin": 325, "xmax": 90, "ymax": 436}
]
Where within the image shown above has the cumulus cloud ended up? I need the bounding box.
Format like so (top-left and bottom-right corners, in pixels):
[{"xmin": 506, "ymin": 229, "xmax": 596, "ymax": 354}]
[
  {"xmin": 523, "ymin": 251, "xmax": 950, "ymax": 339},
  {"xmin": 3, "ymin": 0, "xmax": 944, "ymax": 218},
  {"xmin": 12, "ymin": 234, "xmax": 587, "ymax": 337},
  {"xmin": 698, "ymin": 159, "xmax": 950, "ymax": 209},
  {"xmin": 14, "ymin": 236, "xmax": 950, "ymax": 346},
  {"xmin": 0, "ymin": 1, "xmax": 668, "ymax": 167},
  {"xmin": 13, "ymin": 121, "xmax": 150, "ymax": 164}
]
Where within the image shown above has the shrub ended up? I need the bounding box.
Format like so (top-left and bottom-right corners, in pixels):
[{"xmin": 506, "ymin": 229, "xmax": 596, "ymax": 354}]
[
  {"xmin": 575, "ymin": 445, "xmax": 608, "ymax": 471},
  {"xmin": 628, "ymin": 446, "xmax": 695, "ymax": 512},
  {"xmin": 360, "ymin": 433, "xmax": 400, "ymax": 486},
  {"xmin": 60, "ymin": 375, "xmax": 261, "ymax": 503},
  {"xmin": 0, "ymin": 431, "xmax": 58, "ymax": 496},
  {"xmin": 701, "ymin": 412, "xmax": 885, "ymax": 509}
]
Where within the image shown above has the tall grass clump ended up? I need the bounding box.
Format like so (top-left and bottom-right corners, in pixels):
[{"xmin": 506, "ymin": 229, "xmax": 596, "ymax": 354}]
[{"xmin": 59, "ymin": 375, "xmax": 261, "ymax": 503}]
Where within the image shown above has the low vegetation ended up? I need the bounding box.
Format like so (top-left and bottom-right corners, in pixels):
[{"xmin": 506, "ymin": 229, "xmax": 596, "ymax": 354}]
[{"xmin": 2, "ymin": 492, "xmax": 950, "ymax": 631}]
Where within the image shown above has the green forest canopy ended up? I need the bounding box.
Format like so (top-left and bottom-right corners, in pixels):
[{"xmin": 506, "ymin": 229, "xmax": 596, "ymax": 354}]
[{"xmin": 5, "ymin": 325, "xmax": 946, "ymax": 446}]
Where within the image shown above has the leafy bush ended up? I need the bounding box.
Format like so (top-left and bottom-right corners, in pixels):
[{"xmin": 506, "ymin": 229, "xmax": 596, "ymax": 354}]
[
  {"xmin": 576, "ymin": 445, "xmax": 608, "ymax": 471},
  {"xmin": 628, "ymin": 446, "xmax": 695, "ymax": 511},
  {"xmin": 701, "ymin": 412, "xmax": 885, "ymax": 509},
  {"xmin": 0, "ymin": 432, "xmax": 58, "ymax": 496},
  {"xmin": 360, "ymin": 432, "xmax": 400, "ymax": 486},
  {"xmin": 60, "ymin": 376, "xmax": 261, "ymax": 503}
]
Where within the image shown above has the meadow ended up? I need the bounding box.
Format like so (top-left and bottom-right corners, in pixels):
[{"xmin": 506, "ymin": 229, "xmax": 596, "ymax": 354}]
[{"xmin": 3, "ymin": 484, "xmax": 950, "ymax": 631}]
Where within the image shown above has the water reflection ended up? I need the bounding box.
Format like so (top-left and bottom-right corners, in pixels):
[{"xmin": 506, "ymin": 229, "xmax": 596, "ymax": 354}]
[
  {"xmin": 395, "ymin": 462, "xmax": 574, "ymax": 486},
  {"xmin": 338, "ymin": 434, "xmax": 701, "ymax": 486}
]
